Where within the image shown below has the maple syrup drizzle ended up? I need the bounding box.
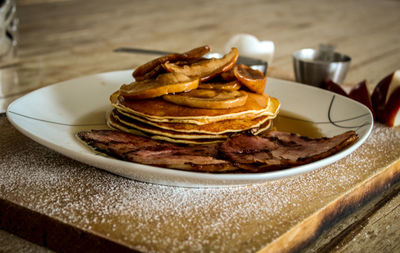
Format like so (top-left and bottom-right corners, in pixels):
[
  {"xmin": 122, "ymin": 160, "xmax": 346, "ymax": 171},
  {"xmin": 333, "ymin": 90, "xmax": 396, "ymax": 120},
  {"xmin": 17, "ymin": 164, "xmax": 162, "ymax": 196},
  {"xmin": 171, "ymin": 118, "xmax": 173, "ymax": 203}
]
[{"xmin": 272, "ymin": 110, "xmax": 323, "ymax": 138}]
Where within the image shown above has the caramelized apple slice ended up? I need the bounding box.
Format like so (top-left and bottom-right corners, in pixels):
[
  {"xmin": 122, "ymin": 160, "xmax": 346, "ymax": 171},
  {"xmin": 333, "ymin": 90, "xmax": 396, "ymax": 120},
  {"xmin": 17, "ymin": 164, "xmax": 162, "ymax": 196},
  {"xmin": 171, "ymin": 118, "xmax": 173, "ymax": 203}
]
[
  {"xmin": 220, "ymin": 68, "xmax": 236, "ymax": 81},
  {"xmin": 233, "ymin": 64, "xmax": 266, "ymax": 94},
  {"xmin": 163, "ymin": 48, "xmax": 239, "ymax": 82},
  {"xmin": 198, "ymin": 80, "xmax": 241, "ymax": 90},
  {"xmin": 162, "ymin": 89, "xmax": 248, "ymax": 109},
  {"xmin": 132, "ymin": 45, "xmax": 210, "ymax": 81},
  {"xmin": 120, "ymin": 72, "xmax": 199, "ymax": 99}
]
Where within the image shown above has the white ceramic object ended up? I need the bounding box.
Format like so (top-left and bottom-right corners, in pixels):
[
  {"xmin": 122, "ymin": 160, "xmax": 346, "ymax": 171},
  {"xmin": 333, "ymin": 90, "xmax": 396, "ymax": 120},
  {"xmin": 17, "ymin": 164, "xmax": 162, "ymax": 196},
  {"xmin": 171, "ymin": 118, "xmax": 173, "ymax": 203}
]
[
  {"xmin": 7, "ymin": 70, "xmax": 373, "ymax": 187},
  {"xmin": 225, "ymin": 34, "xmax": 275, "ymax": 64}
]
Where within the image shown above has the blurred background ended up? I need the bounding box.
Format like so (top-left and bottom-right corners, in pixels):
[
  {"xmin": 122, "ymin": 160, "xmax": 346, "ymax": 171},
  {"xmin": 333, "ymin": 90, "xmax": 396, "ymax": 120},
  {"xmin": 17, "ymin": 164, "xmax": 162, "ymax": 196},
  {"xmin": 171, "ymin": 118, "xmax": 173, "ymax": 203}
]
[{"xmin": 10, "ymin": 0, "xmax": 400, "ymax": 89}]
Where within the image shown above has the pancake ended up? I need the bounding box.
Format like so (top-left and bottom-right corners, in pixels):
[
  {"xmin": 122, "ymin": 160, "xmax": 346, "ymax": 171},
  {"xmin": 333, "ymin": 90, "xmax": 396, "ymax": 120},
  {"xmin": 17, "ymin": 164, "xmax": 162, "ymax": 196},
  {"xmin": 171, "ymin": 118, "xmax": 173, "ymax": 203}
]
[
  {"xmin": 150, "ymin": 135, "xmax": 224, "ymax": 145},
  {"xmin": 111, "ymin": 91, "xmax": 280, "ymax": 125},
  {"xmin": 108, "ymin": 109, "xmax": 273, "ymax": 144},
  {"xmin": 107, "ymin": 116, "xmax": 226, "ymax": 145},
  {"xmin": 106, "ymin": 47, "xmax": 280, "ymax": 145},
  {"xmin": 250, "ymin": 120, "xmax": 272, "ymax": 135},
  {"xmin": 109, "ymin": 110, "xmax": 228, "ymax": 139},
  {"xmin": 115, "ymin": 108, "xmax": 277, "ymax": 134}
]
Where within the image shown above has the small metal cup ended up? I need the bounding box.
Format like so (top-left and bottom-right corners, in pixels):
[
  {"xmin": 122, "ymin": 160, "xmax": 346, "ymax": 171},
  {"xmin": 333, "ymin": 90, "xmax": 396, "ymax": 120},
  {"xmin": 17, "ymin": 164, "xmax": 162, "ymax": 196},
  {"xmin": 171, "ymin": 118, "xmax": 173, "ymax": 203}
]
[{"xmin": 293, "ymin": 48, "xmax": 351, "ymax": 87}]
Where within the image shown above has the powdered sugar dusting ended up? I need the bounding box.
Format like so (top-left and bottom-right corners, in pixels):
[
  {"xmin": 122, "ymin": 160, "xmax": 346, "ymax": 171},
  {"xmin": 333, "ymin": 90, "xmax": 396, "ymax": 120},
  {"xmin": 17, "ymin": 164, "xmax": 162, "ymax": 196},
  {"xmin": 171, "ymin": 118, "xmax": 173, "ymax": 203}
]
[{"xmin": 1, "ymin": 115, "xmax": 399, "ymax": 252}]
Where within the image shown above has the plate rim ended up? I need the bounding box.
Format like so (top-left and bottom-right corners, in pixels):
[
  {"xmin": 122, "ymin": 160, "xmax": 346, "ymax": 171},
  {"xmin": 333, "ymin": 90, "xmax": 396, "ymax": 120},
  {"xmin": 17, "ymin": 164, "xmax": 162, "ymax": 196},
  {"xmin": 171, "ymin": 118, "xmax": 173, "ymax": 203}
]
[{"xmin": 6, "ymin": 70, "xmax": 374, "ymax": 187}]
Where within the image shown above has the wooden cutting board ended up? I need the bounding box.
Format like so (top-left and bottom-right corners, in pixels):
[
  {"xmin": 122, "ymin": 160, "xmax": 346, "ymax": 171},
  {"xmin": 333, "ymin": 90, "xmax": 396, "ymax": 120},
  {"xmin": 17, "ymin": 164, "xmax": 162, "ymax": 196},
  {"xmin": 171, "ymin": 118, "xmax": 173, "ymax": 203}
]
[{"xmin": 0, "ymin": 114, "xmax": 399, "ymax": 252}]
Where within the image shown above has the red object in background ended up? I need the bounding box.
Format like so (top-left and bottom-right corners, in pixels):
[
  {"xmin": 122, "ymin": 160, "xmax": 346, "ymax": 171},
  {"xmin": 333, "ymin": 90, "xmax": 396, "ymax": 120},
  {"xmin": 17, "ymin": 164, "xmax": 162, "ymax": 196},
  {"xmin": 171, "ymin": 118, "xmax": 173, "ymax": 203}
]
[
  {"xmin": 323, "ymin": 80, "xmax": 348, "ymax": 97},
  {"xmin": 371, "ymin": 70, "xmax": 400, "ymax": 127},
  {"xmin": 323, "ymin": 80, "xmax": 374, "ymax": 116},
  {"xmin": 323, "ymin": 70, "xmax": 400, "ymax": 127},
  {"xmin": 349, "ymin": 80, "xmax": 374, "ymax": 116}
]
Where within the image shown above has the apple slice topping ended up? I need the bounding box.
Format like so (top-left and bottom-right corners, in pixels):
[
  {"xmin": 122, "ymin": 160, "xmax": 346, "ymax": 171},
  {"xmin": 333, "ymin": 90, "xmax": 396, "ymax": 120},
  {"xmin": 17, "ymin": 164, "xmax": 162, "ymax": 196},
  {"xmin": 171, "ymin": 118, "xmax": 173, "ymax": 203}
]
[
  {"xmin": 132, "ymin": 45, "xmax": 210, "ymax": 81},
  {"xmin": 120, "ymin": 72, "xmax": 199, "ymax": 99},
  {"xmin": 162, "ymin": 89, "xmax": 248, "ymax": 109},
  {"xmin": 198, "ymin": 80, "xmax": 241, "ymax": 90},
  {"xmin": 163, "ymin": 48, "xmax": 239, "ymax": 82},
  {"xmin": 220, "ymin": 68, "xmax": 236, "ymax": 81},
  {"xmin": 233, "ymin": 64, "xmax": 266, "ymax": 94}
]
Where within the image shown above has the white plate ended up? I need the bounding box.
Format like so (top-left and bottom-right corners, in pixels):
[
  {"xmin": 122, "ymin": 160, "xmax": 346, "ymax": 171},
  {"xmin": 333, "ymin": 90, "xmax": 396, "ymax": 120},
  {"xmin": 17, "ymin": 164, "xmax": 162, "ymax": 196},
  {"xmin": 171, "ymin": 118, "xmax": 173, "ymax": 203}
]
[{"xmin": 7, "ymin": 70, "xmax": 373, "ymax": 187}]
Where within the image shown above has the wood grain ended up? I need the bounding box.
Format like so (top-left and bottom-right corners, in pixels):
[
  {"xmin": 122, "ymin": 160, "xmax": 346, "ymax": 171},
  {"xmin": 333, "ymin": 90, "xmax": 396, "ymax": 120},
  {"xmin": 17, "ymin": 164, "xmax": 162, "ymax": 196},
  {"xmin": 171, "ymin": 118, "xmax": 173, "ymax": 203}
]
[
  {"xmin": 261, "ymin": 160, "xmax": 400, "ymax": 253},
  {"xmin": 303, "ymin": 179, "xmax": 400, "ymax": 253}
]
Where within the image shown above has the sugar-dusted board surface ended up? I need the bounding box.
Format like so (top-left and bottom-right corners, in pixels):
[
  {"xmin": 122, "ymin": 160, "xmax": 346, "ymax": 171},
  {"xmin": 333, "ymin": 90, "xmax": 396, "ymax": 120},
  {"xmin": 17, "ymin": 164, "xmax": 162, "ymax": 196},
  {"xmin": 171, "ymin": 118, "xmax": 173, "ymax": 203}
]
[{"xmin": 0, "ymin": 114, "xmax": 399, "ymax": 252}]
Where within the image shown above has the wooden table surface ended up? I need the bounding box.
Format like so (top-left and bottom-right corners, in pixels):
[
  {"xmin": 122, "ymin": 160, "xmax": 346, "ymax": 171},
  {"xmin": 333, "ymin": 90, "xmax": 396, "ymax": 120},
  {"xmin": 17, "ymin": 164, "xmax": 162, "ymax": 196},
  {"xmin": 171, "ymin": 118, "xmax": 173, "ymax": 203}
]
[{"xmin": 1, "ymin": 0, "xmax": 400, "ymax": 252}]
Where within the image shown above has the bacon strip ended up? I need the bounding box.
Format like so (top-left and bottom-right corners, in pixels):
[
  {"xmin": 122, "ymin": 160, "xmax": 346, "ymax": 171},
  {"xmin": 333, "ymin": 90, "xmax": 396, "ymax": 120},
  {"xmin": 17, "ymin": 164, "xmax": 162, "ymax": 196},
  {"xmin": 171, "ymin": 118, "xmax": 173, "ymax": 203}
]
[
  {"xmin": 220, "ymin": 131, "xmax": 358, "ymax": 172},
  {"xmin": 77, "ymin": 130, "xmax": 237, "ymax": 173},
  {"xmin": 77, "ymin": 130, "xmax": 358, "ymax": 173}
]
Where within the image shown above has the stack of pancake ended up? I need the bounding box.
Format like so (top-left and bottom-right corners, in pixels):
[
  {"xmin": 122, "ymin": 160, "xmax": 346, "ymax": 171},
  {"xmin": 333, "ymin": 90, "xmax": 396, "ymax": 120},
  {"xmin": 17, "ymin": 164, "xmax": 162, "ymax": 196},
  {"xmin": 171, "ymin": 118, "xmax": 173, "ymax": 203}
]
[{"xmin": 107, "ymin": 46, "xmax": 280, "ymax": 144}]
